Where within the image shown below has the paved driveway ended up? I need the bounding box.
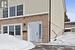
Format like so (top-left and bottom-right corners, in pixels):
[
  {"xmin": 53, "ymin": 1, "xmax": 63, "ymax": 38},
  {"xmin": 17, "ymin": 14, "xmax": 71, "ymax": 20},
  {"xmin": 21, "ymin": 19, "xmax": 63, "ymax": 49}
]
[{"xmin": 30, "ymin": 45, "xmax": 75, "ymax": 50}]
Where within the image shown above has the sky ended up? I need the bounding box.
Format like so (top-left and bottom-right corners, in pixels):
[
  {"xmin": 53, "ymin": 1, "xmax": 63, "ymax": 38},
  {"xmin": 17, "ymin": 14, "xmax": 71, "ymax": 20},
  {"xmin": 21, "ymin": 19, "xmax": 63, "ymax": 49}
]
[{"xmin": 65, "ymin": 0, "xmax": 75, "ymax": 22}]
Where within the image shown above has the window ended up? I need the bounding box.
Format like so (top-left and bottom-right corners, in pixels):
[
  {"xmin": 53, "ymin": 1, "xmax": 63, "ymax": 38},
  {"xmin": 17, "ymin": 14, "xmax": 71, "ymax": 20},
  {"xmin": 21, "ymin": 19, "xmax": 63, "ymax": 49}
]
[
  {"xmin": 15, "ymin": 25, "xmax": 21, "ymax": 35},
  {"xmin": 9, "ymin": 26, "xmax": 14, "ymax": 35},
  {"xmin": 1, "ymin": 1, "xmax": 7, "ymax": 8},
  {"xmin": 3, "ymin": 8, "xmax": 8, "ymax": 18},
  {"xmin": 10, "ymin": 7, "xmax": 15, "ymax": 16},
  {"xmin": 3, "ymin": 26, "xmax": 8, "ymax": 34},
  {"xmin": 39, "ymin": 24, "xmax": 42, "ymax": 39},
  {"xmin": 2, "ymin": 25, "xmax": 21, "ymax": 36},
  {"xmin": 17, "ymin": 5, "xmax": 23, "ymax": 16},
  {"xmin": 2, "ymin": 4, "xmax": 23, "ymax": 18},
  {"xmin": 64, "ymin": 29, "xmax": 71, "ymax": 32}
]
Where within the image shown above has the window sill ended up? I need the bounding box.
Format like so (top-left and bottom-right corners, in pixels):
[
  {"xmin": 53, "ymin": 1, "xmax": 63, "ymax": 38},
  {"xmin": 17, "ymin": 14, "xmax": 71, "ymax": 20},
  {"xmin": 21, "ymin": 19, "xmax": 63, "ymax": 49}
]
[
  {"xmin": 0, "ymin": 15, "xmax": 25, "ymax": 20},
  {"xmin": 0, "ymin": 12, "xmax": 48, "ymax": 20}
]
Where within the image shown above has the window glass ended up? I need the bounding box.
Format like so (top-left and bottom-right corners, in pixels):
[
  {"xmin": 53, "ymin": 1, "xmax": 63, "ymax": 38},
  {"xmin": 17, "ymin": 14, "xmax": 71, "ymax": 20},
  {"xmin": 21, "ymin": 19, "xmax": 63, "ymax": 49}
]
[
  {"xmin": 9, "ymin": 26, "xmax": 14, "ymax": 35},
  {"xmin": 3, "ymin": 25, "xmax": 21, "ymax": 35},
  {"xmin": 64, "ymin": 29, "xmax": 71, "ymax": 32},
  {"xmin": 39, "ymin": 24, "xmax": 41, "ymax": 39},
  {"xmin": 17, "ymin": 5, "xmax": 23, "ymax": 16},
  {"xmin": 1, "ymin": 1, "xmax": 7, "ymax": 8},
  {"xmin": 3, "ymin": 8, "xmax": 8, "ymax": 18},
  {"xmin": 10, "ymin": 7, "xmax": 15, "ymax": 16},
  {"xmin": 15, "ymin": 25, "xmax": 21, "ymax": 35},
  {"xmin": 3, "ymin": 26, "xmax": 8, "ymax": 34}
]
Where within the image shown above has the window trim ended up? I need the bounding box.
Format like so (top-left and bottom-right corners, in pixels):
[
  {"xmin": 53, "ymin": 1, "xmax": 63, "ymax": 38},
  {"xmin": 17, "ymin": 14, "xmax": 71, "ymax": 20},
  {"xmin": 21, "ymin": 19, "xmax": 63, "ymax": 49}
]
[
  {"xmin": 9, "ymin": 6, "xmax": 15, "ymax": 17},
  {"xmin": 1, "ymin": 23, "xmax": 22, "ymax": 37},
  {"xmin": 3, "ymin": 8, "xmax": 8, "ymax": 18},
  {"xmin": 3, "ymin": 4, "xmax": 23, "ymax": 18},
  {"xmin": 15, "ymin": 25, "xmax": 21, "ymax": 35},
  {"xmin": 9, "ymin": 25, "xmax": 14, "ymax": 35},
  {"xmin": 17, "ymin": 4, "xmax": 23, "ymax": 16},
  {"xmin": 3, "ymin": 26, "xmax": 8, "ymax": 34}
]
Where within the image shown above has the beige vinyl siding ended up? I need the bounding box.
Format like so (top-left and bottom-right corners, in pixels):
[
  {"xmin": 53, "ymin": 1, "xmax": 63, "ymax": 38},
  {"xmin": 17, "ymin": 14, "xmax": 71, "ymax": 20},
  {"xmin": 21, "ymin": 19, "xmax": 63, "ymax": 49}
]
[
  {"xmin": 8, "ymin": 0, "xmax": 25, "ymax": 16},
  {"xmin": 0, "ymin": 8, "xmax": 3, "ymax": 18},
  {"xmin": 0, "ymin": 14, "xmax": 49, "ymax": 43},
  {"xmin": 51, "ymin": 0, "xmax": 65, "ymax": 38},
  {"xmin": 8, "ymin": 0, "xmax": 49, "ymax": 16},
  {"xmin": 25, "ymin": 0, "xmax": 49, "ymax": 15}
]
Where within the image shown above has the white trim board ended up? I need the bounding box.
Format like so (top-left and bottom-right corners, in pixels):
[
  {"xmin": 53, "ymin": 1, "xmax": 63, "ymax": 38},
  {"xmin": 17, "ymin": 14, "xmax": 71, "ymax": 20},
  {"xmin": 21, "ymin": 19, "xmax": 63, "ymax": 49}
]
[
  {"xmin": 0, "ymin": 12, "xmax": 48, "ymax": 20},
  {"xmin": 65, "ymin": 28, "xmax": 71, "ymax": 29},
  {"xmin": 65, "ymin": 27, "xmax": 75, "ymax": 29}
]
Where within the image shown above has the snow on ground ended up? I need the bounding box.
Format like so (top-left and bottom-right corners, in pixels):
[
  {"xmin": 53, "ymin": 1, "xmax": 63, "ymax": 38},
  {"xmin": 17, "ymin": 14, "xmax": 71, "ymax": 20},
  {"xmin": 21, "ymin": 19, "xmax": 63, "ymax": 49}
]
[
  {"xmin": 50, "ymin": 32, "xmax": 75, "ymax": 46},
  {"xmin": 0, "ymin": 34, "xmax": 35, "ymax": 50}
]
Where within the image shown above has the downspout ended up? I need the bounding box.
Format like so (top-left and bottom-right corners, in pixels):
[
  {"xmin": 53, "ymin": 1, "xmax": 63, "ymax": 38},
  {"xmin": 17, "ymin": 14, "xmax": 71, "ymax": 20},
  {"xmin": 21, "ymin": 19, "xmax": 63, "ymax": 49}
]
[{"xmin": 48, "ymin": 0, "xmax": 51, "ymax": 42}]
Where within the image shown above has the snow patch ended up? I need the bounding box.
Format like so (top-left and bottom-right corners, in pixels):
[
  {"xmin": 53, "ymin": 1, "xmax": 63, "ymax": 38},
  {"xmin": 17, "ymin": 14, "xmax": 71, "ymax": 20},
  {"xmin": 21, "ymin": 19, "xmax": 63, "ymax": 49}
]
[
  {"xmin": 50, "ymin": 32, "xmax": 75, "ymax": 46},
  {"xmin": 0, "ymin": 34, "xmax": 35, "ymax": 50}
]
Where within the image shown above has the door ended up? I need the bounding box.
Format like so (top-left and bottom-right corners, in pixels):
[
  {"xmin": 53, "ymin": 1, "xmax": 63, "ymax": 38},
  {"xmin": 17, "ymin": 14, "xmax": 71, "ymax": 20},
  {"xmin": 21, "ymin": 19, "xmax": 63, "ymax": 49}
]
[{"xmin": 28, "ymin": 22, "xmax": 42, "ymax": 42}]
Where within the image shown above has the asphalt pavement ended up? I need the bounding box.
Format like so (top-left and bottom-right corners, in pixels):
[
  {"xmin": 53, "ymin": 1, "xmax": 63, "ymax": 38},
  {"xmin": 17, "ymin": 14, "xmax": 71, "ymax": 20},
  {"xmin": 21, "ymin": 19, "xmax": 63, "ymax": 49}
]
[{"xmin": 30, "ymin": 45, "xmax": 75, "ymax": 50}]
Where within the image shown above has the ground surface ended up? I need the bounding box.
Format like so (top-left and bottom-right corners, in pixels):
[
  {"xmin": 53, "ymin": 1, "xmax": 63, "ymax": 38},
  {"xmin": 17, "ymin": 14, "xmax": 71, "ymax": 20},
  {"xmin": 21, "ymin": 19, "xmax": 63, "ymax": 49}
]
[
  {"xmin": 0, "ymin": 34, "xmax": 35, "ymax": 50},
  {"xmin": 30, "ymin": 45, "xmax": 75, "ymax": 50}
]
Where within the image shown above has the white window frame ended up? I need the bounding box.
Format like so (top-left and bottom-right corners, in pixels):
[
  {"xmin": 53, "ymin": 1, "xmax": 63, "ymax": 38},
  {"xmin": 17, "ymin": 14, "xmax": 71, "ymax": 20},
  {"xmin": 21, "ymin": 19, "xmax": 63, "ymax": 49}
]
[
  {"xmin": 1, "ymin": 23, "xmax": 23, "ymax": 38},
  {"xmin": 17, "ymin": 4, "xmax": 23, "ymax": 16},
  {"xmin": 8, "ymin": 6, "xmax": 17, "ymax": 17},
  {"xmin": 3, "ymin": 4, "xmax": 23, "ymax": 18},
  {"xmin": 3, "ymin": 8, "xmax": 8, "ymax": 18},
  {"xmin": 9, "ymin": 6, "xmax": 16, "ymax": 17},
  {"xmin": 2, "ymin": 25, "xmax": 8, "ymax": 34}
]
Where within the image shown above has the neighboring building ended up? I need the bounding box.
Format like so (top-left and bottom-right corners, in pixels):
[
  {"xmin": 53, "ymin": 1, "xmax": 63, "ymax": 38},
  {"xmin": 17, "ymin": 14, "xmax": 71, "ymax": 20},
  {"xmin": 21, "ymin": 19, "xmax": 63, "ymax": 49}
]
[
  {"xmin": 0, "ymin": 0, "xmax": 65, "ymax": 43},
  {"xmin": 65, "ymin": 13, "xmax": 70, "ymax": 22},
  {"xmin": 65, "ymin": 22, "xmax": 75, "ymax": 32},
  {"xmin": 64, "ymin": 11, "xmax": 71, "ymax": 32}
]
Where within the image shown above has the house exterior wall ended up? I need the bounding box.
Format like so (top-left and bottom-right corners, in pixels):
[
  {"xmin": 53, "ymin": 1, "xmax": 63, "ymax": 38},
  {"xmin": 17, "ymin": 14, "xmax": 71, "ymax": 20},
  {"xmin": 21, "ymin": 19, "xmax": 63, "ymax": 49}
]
[
  {"xmin": 0, "ymin": 0, "xmax": 65, "ymax": 43},
  {"xmin": 25, "ymin": 0, "xmax": 49, "ymax": 15},
  {"xmin": 0, "ymin": 0, "xmax": 49, "ymax": 43},
  {"xmin": 65, "ymin": 22, "xmax": 75, "ymax": 32},
  {"xmin": 0, "ymin": 14, "xmax": 49, "ymax": 43},
  {"xmin": 71, "ymin": 28, "xmax": 75, "ymax": 32},
  {"xmin": 8, "ymin": 0, "xmax": 26, "ymax": 16},
  {"xmin": 8, "ymin": 0, "xmax": 49, "ymax": 16},
  {"xmin": 51, "ymin": 0, "xmax": 65, "ymax": 38},
  {"xmin": 65, "ymin": 22, "xmax": 75, "ymax": 28},
  {"xmin": 0, "ymin": 0, "xmax": 49, "ymax": 18}
]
